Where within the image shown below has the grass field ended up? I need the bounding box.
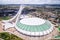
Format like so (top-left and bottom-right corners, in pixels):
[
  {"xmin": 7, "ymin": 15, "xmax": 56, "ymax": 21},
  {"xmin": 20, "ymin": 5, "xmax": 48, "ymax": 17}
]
[{"xmin": 0, "ymin": 16, "xmax": 11, "ymax": 21}]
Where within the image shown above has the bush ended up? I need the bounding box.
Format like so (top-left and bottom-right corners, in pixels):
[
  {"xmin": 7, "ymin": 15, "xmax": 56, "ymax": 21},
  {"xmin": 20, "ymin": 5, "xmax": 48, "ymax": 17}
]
[
  {"xmin": 0, "ymin": 32, "xmax": 23, "ymax": 40},
  {"xmin": 58, "ymin": 26, "xmax": 60, "ymax": 31}
]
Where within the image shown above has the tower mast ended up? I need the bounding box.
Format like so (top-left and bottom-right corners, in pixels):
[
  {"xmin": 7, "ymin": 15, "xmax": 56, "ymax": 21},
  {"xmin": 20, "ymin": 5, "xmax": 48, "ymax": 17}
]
[{"xmin": 15, "ymin": 5, "xmax": 25, "ymax": 24}]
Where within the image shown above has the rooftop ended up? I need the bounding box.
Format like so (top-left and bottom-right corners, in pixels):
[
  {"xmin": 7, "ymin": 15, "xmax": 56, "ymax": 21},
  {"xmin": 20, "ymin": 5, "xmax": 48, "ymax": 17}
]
[{"xmin": 16, "ymin": 18, "xmax": 54, "ymax": 36}]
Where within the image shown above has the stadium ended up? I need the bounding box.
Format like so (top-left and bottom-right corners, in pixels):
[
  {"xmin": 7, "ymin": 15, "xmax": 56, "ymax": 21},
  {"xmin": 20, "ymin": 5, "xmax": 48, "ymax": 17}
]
[
  {"xmin": 1, "ymin": 5, "xmax": 58, "ymax": 40},
  {"xmin": 0, "ymin": 0, "xmax": 60, "ymax": 40}
]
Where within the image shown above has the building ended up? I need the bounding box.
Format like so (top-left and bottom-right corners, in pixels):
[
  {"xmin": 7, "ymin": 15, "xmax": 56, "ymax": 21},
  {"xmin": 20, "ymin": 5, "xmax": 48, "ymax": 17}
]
[{"xmin": 1, "ymin": 5, "xmax": 58, "ymax": 40}]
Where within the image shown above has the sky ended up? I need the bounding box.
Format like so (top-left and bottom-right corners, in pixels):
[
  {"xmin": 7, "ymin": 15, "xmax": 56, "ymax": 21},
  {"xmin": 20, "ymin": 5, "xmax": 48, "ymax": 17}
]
[{"xmin": 0, "ymin": 0, "xmax": 60, "ymax": 4}]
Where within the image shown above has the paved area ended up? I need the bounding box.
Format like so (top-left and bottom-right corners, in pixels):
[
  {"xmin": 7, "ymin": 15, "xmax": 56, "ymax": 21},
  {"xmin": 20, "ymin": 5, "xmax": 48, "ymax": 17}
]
[{"xmin": 0, "ymin": 21, "xmax": 4, "ymax": 32}]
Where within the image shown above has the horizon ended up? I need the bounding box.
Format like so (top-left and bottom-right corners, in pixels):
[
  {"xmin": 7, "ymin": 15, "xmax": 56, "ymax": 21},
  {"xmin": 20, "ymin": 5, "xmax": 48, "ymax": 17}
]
[{"xmin": 0, "ymin": 0, "xmax": 60, "ymax": 4}]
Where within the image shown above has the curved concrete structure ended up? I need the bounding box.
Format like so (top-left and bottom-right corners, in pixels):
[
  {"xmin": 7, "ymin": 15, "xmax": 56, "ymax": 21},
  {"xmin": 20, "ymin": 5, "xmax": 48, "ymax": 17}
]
[{"xmin": 15, "ymin": 18, "xmax": 54, "ymax": 37}]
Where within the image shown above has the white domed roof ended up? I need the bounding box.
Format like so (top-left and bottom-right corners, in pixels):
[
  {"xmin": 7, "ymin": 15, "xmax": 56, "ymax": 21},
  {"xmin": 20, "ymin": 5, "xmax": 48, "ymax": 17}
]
[
  {"xmin": 15, "ymin": 18, "xmax": 54, "ymax": 37},
  {"xmin": 20, "ymin": 18, "xmax": 45, "ymax": 25}
]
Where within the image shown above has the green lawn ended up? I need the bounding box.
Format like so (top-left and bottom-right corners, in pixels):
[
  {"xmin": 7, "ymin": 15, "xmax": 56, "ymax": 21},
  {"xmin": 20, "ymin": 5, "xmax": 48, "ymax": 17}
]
[
  {"xmin": 0, "ymin": 16, "xmax": 11, "ymax": 21},
  {"xmin": 0, "ymin": 32, "xmax": 23, "ymax": 40},
  {"xmin": 54, "ymin": 35, "xmax": 60, "ymax": 39},
  {"xmin": 58, "ymin": 26, "xmax": 60, "ymax": 32}
]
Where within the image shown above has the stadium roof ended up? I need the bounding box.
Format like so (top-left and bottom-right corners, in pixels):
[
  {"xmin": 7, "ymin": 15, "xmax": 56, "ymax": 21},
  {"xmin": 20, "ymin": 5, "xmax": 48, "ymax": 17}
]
[{"xmin": 16, "ymin": 18, "xmax": 54, "ymax": 36}]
